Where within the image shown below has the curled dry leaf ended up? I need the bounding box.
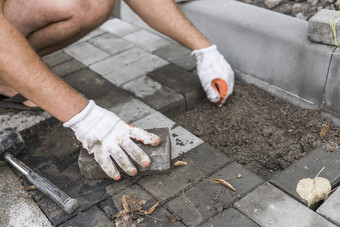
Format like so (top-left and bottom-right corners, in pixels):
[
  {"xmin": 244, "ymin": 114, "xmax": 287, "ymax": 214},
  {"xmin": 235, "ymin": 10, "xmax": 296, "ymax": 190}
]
[
  {"xmin": 173, "ymin": 161, "xmax": 188, "ymax": 167},
  {"xmin": 167, "ymin": 214, "xmax": 181, "ymax": 223},
  {"xmin": 320, "ymin": 124, "xmax": 330, "ymax": 140},
  {"xmin": 211, "ymin": 179, "xmax": 236, "ymax": 191},
  {"xmin": 296, "ymin": 177, "xmax": 331, "ymax": 207},
  {"xmin": 122, "ymin": 195, "xmax": 143, "ymax": 212},
  {"xmin": 143, "ymin": 202, "xmax": 160, "ymax": 215}
]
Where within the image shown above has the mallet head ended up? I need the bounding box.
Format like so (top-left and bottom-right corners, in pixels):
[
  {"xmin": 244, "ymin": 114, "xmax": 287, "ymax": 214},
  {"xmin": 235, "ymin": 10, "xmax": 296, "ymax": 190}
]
[{"xmin": 0, "ymin": 128, "xmax": 24, "ymax": 161}]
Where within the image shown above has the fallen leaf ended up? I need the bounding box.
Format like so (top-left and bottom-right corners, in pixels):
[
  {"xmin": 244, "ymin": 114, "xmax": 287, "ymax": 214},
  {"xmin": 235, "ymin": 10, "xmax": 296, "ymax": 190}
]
[
  {"xmin": 320, "ymin": 124, "xmax": 330, "ymax": 140},
  {"xmin": 23, "ymin": 185, "xmax": 37, "ymax": 191},
  {"xmin": 143, "ymin": 202, "xmax": 160, "ymax": 215},
  {"xmin": 211, "ymin": 179, "xmax": 236, "ymax": 191},
  {"xmin": 115, "ymin": 212, "xmax": 136, "ymax": 227},
  {"xmin": 122, "ymin": 195, "xmax": 143, "ymax": 212},
  {"xmin": 167, "ymin": 214, "xmax": 181, "ymax": 223},
  {"xmin": 173, "ymin": 161, "xmax": 187, "ymax": 167}
]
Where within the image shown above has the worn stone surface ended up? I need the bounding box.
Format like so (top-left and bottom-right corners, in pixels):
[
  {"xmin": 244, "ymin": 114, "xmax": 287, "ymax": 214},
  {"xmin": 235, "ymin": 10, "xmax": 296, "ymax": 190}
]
[
  {"xmin": 153, "ymin": 43, "xmax": 196, "ymax": 71},
  {"xmin": 270, "ymin": 146, "xmax": 340, "ymax": 205},
  {"xmin": 50, "ymin": 58, "xmax": 86, "ymax": 78},
  {"xmin": 78, "ymin": 128, "xmax": 171, "ymax": 179},
  {"xmin": 317, "ymin": 187, "xmax": 340, "ymax": 226},
  {"xmin": 235, "ymin": 183, "xmax": 335, "ymax": 227},
  {"xmin": 123, "ymin": 75, "xmax": 186, "ymax": 117},
  {"xmin": 202, "ymin": 208, "xmax": 259, "ymax": 227},
  {"xmin": 308, "ymin": 9, "xmax": 340, "ymax": 46},
  {"xmin": 132, "ymin": 111, "xmax": 175, "ymax": 129},
  {"xmin": 103, "ymin": 53, "xmax": 168, "ymax": 87},
  {"xmin": 93, "ymin": 87, "xmax": 133, "ymax": 109},
  {"xmin": 42, "ymin": 50, "xmax": 72, "ymax": 68},
  {"xmin": 148, "ymin": 64, "xmax": 205, "ymax": 109},
  {"xmin": 65, "ymin": 41, "xmax": 110, "ymax": 66},
  {"xmin": 64, "ymin": 68, "xmax": 115, "ymax": 99},
  {"xmin": 166, "ymin": 162, "xmax": 263, "ymax": 226},
  {"xmin": 0, "ymin": 111, "xmax": 50, "ymax": 132},
  {"xmin": 90, "ymin": 47, "xmax": 148, "ymax": 75},
  {"xmin": 58, "ymin": 206, "xmax": 113, "ymax": 227},
  {"xmin": 124, "ymin": 29, "xmax": 172, "ymax": 52},
  {"xmin": 101, "ymin": 18, "xmax": 140, "ymax": 37},
  {"xmin": 89, "ymin": 32, "xmax": 134, "ymax": 55},
  {"xmin": 138, "ymin": 143, "xmax": 231, "ymax": 202},
  {"xmin": 0, "ymin": 163, "xmax": 52, "ymax": 227}
]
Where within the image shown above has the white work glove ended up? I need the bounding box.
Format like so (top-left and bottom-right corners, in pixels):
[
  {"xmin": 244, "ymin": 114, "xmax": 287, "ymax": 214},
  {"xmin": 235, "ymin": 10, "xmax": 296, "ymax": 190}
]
[
  {"xmin": 63, "ymin": 100, "xmax": 161, "ymax": 180},
  {"xmin": 192, "ymin": 45, "xmax": 235, "ymax": 107}
]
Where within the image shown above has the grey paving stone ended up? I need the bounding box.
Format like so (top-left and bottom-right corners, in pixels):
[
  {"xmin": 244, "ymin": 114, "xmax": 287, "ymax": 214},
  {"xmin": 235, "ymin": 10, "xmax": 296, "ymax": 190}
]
[
  {"xmin": 103, "ymin": 53, "xmax": 168, "ymax": 87},
  {"xmin": 138, "ymin": 143, "xmax": 231, "ymax": 202},
  {"xmin": 74, "ymin": 28, "xmax": 106, "ymax": 44},
  {"xmin": 42, "ymin": 50, "xmax": 72, "ymax": 68},
  {"xmin": 122, "ymin": 75, "xmax": 186, "ymax": 117},
  {"xmin": 109, "ymin": 98, "xmax": 155, "ymax": 124},
  {"xmin": 270, "ymin": 146, "xmax": 340, "ymax": 206},
  {"xmin": 90, "ymin": 47, "xmax": 148, "ymax": 75},
  {"xmin": 78, "ymin": 128, "xmax": 171, "ymax": 179},
  {"xmin": 166, "ymin": 162, "xmax": 263, "ymax": 226},
  {"xmin": 153, "ymin": 43, "xmax": 196, "ymax": 71},
  {"xmin": 148, "ymin": 64, "xmax": 205, "ymax": 109},
  {"xmin": 98, "ymin": 198, "xmax": 120, "ymax": 219},
  {"xmin": 58, "ymin": 206, "xmax": 113, "ymax": 227},
  {"xmin": 202, "ymin": 208, "xmax": 259, "ymax": 227},
  {"xmin": 65, "ymin": 41, "xmax": 110, "ymax": 66},
  {"xmin": 89, "ymin": 32, "xmax": 134, "ymax": 55},
  {"xmin": 50, "ymin": 58, "xmax": 86, "ymax": 78},
  {"xmin": 317, "ymin": 187, "xmax": 340, "ymax": 226},
  {"xmin": 101, "ymin": 18, "xmax": 140, "ymax": 37},
  {"xmin": 235, "ymin": 182, "xmax": 335, "ymax": 227},
  {"xmin": 308, "ymin": 9, "xmax": 340, "ymax": 46},
  {"xmin": 124, "ymin": 29, "xmax": 172, "ymax": 52},
  {"xmin": 64, "ymin": 68, "xmax": 115, "ymax": 99},
  {"xmin": 93, "ymin": 87, "xmax": 134, "ymax": 109},
  {"xmin": 132, "ymin": 112, "xmax": 204, "ymax": 159}
]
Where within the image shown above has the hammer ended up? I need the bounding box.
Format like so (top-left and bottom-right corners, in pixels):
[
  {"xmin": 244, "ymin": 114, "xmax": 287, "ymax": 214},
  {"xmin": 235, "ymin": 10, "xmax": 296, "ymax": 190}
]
[{"xmin": 0, "ymin": 128, "xmax": 78, "ymax": 214}]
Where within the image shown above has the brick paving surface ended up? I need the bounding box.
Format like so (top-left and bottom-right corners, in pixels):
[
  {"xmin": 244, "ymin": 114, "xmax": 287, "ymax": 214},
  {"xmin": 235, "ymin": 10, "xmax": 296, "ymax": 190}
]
[{"xmin": 1, "ymin": 18, "xmax": 339, "ymax": 227}]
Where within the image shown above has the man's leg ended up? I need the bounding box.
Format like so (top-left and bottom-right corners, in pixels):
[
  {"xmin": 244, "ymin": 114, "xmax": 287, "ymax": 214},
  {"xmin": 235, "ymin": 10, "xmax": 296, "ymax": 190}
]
[
  {"xmin": 124, "ymin": 0, "xmax": 211, "ymax": 51},
  {"xmin": 0, "ymin": 0, "xmax": 115, "ymax": 106}
]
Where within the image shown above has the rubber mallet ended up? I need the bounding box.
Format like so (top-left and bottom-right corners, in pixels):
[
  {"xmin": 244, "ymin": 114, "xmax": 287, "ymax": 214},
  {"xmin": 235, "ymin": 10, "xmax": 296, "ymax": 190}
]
[{"xmin": 0, "ymin": 128, "xmax": 78, "ymax": 214}]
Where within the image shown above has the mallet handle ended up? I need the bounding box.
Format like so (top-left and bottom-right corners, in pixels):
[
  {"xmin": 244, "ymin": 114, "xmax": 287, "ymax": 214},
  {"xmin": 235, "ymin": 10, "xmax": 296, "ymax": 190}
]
[{"xmin": 5, "ymin": 153, "xmax": 78, "ymax": 214}]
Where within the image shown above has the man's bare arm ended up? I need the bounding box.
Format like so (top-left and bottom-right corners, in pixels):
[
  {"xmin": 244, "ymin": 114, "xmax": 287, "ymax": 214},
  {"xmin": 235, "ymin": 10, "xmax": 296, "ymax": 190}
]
[{"xmin": 0, "ymin": 8, "xmax": 87, "ymax": 122}]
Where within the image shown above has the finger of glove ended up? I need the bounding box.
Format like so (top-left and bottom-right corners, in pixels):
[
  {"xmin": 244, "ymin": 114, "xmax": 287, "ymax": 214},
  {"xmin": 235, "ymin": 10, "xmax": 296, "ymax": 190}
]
[
  {"xmin": 93, "ymin": 150, "xmax": 121, "ymax": 180},
  {"xmin": 204, "ymin": 84, "xmax": 221, "ymax": 103},
  {"xmin": 120, "ymin": 138, "xmax": 151, "ymax": 168},
  {"xmin": 107, "ymin": 145, "xmax": 138, "ymax": 176},
  {"xmin": 212, "ymin": 79, "xmax": 228, "ymax": 105},
  {"xmin": 128, "ymin": 126, "xmax": 161, "ymax": 146}
]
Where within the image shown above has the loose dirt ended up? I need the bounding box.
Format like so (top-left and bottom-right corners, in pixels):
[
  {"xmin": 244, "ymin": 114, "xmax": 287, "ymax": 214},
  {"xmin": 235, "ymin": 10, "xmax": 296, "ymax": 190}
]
[{"xmin": 173, "ymin": 80, "xmax": 340, "ymax": 180}]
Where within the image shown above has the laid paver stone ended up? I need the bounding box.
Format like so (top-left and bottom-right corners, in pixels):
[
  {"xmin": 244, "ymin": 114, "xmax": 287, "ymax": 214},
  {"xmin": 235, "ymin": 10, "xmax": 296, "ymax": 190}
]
[
  {"xmin": 93, "ymin": 87, "xmax": 134, "ymax": 109},
  {"xmin": 0, "ymin": 163, "xmax": 52, "ymax": 227},
  {"xmin": 122, "ymin": 75, "xmax": 186, "ymax": 117},
  {"xmin": 148, "ymin": 64, "xmax": 205, "ymax": 109},
  {"xmin": 103, "ymin": 53, "xmax": 168, "ymax": 87},
  {"xmin": 317, "ymin": 187, "xmax": 340, "ymax": 226},
  {"xmin": 124, "ymin": 29, "xmax": 172, "ymax": 52},
  {"xmin": 65, "ymin": 41, "xmax": 110, "ymax": 66},
  {"xmin": 132, "ymin": 111, "xmax": 175, "ymax": 129},
  {"xmin": 89, "ymin": 32, "xmax": 134, "ymax": 55},
  {"xmin": 153, "ymin": 43, "xmax": 196, "ymax": 71},
  {"xmin": 308, "ymin": 9, "xmax": 340, "ymax": 46},
  {"xmin": 109, "ymin": 98, "xmax": 155, "ymax": 124},
  {"xmin": 98, "ymin": 198, "xmax": 120, "ymax": 219},
  {"xmin": 235, "ymin": 182, "xmax": 336, "ymax": 227},
  {"xmin": 78, "ymin": 128, "xmax": 171, "ymax": 179},
  {"xmin": 0, "ymin": 111, "xmax": 50, "ymax": 132},
  {"xmin": 165, "ymin": 161, "xmax": 263, "ymax": 226},
  {"xmin": 270, "ymin": 146, "xmax": 340, "ymax": 206},
  {"xmin": 138, "ymin": 143, "xmax": 231, "ymax": 202},
  {"xmin": 90, "ymin": 46, "xmax": 148, "ymax": 75},
  {"xmin": 73, "ymin": 28, "xmax": 106, "ymax": 44},
  {"xmin": 201, "ymin": 207, "xmax": 259, "ymax": 227},
  {"xmin": 58, "ymin": 206, "xmax": 113, "ymax": 227},
  {"xmin": 64, "ymin": 68, "xmax": 116, "ymax": 99},
  {"xmin": 101, "ymin": 18, "xmax": 140, "ymax": 37},
  {"xmin": 50, "ymin": 58, "xmax": 86, "ymax": 78},
  {"xmin": 42, "ymin": 50, "xmax": 72, "ymax": 68}
]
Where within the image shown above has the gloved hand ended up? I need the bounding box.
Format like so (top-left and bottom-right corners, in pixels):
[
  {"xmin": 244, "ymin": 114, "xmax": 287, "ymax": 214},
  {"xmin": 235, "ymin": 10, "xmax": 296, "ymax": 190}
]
[
  {"xmin": 63, "ymin": 100, "xmax": 161, "ymax": 180},
  {"xmin": 192, "ymin": 45, "xmax": 234, "ymax": 107}
]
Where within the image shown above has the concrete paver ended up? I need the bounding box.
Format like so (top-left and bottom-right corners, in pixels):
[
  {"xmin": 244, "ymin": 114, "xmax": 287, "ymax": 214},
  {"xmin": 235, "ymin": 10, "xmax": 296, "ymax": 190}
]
[
  {"xmin": 50, "ymin": 58, "xmax": 86, "ymax": 78},
  {"xmin": 101, "ymin": 18, "xmax": 140, "ymax": 37},
  {"xmin": 0, "ymin": 111, "xmax": 50, "ymax": 132},
  {"xmin": 89, "ymin": 32, "xmax": 134, "ymax": 55},
  {"xmin": 93, "ymin": 87, "xmax": 133, "ymax": 109},
  {"xmin": 42, "ymin": 50, "xmax": 72, "ymax": 67},
  {"xmin": 235, "ymin": 182, "xmax": 335, "ymax": 227},
  {"xmin": 317, "ymin": 187, "xmax": 340, "ymax": 226}
]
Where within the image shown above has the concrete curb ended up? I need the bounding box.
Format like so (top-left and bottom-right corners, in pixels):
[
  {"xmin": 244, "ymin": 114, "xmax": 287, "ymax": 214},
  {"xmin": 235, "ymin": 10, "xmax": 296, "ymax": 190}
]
[{"xmin": 117, "ymin": 0, "xmax": 340, "ymax": 123}]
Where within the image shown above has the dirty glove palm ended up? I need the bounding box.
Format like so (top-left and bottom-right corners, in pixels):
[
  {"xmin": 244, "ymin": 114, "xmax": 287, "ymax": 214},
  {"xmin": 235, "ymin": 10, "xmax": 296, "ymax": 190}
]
[
  {"xmin": 63, "ymin": 100, "xmax": 160, "ymax": 180},
  {"xmin": 192, "ymin": 45, "xmax": 234, "ymax": 107}
]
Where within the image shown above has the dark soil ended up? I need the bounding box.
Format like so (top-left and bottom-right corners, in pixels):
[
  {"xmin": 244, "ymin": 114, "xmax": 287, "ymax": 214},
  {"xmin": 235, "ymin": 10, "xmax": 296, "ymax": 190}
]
[{"xmin": 173, "ymin": 80, "xmax": 340, "ymax": 180}]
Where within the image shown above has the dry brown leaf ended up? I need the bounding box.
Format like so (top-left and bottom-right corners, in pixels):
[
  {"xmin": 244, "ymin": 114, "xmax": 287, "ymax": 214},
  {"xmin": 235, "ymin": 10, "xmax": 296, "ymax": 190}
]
[
  {"xmin": 122, "ymin": 195, "xmax": 143, "ymax": 212},
  {"xmin": 173, "ymin": 161, "xmax": 187, "ymax": 167},
  {"xmin": 23, "ymin": 185, "xmax": 37, "ymax": 191},
  {"xmin": 320, "ymin": 124, "xmax": 330, "ymax": 140},
  {"xmin": 167, "ymin": 214, "xmax": 181, "ymax": 223},
  {"xmin": 211, "ymin": 179, "xmax": 236, "ymax": 191},
  {"xmin": 115, "ymin": 212, "xmax": 136, "ymax": 227},
  {"xmin": 143, "ymin": 202, "xmax": 160, "ymax": 215}
]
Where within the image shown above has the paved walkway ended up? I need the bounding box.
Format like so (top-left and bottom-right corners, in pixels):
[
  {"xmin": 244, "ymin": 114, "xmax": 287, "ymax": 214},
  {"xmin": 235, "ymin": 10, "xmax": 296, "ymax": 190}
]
[{"xmin": 0, "ymin": 18, "xmax": 339, "ymax": 226}]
